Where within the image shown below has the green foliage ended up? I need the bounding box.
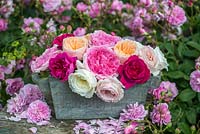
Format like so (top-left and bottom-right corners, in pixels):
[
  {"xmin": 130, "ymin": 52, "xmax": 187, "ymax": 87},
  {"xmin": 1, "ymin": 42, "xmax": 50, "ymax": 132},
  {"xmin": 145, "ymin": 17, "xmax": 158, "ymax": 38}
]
[{"xmin": 158, "ymin": 4, "xmax": 200, "ymax": 132}]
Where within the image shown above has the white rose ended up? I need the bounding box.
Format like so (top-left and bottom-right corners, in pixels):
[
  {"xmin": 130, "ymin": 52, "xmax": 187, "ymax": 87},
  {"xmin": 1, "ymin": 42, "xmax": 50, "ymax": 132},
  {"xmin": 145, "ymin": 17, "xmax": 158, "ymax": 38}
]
[
  {"xmin": 96, "ymin": 77, "xmax": 124, "ymax": 103},
  {"xmin": 68, "ymin": 69, "xmax": 97, "ymax": 98},
  {"xmin": 153, "ymin": 47, "xmax": 169, "ymax": 76}
]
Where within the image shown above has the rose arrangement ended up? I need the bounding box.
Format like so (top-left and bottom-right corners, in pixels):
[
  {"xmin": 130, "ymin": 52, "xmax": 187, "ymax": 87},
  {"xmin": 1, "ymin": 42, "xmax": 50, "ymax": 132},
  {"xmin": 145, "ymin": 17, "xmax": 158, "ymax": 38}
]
[{"xmin": 31, "ymin": 30, "xmax": 168, "ymax": 103}]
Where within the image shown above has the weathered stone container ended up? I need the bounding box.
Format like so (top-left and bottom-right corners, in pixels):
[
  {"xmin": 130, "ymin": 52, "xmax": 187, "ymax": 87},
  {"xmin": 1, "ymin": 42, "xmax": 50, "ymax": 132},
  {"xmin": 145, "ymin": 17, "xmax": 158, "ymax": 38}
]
[{"xmin": 32, "ymin": 73, "xmax": 160, "ymax": 120}]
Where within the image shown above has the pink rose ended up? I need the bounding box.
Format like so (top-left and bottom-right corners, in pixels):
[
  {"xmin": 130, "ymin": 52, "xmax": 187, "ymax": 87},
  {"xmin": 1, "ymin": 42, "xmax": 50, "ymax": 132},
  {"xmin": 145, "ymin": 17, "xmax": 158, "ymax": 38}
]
[
  {"xmin": 52, "ymin": 33, "xmax": 74, "ymax": 49},
  {"xmin": 30, "ymin": 45, "xmax": 61, "ymax": 73},
  {"xmin": 5, "ymin": 78, "xmax": 24, "ymax": 96},
  {"xmin": 150, "ymin": 103, "xmax": 171, "ymax": 125},
  {"xmin": 26, "ymin": 100, "xmax": 51, "ymax": 125},
  {"xmin": 89, "ymin": 2, "xmax": 102, "ymax": 18},
  {"xmin": 90, "ymin": 30, "xmax": 121, "ymax": 47},
  {"xmin": 139, "ymin": 0, "xmax": 152, "ymax": 7},
  {"xmin": 41, "ymin": 0, "xmax": 61, "ymax": 12},
  {"xmin": 49, "ymin": 52, "xmax": 77, "ymax": 81},
  {"xmin": 0, "ymin": 18, "xmax": 8, "ymax": 31},
  {"xmin": 84, "ymin": 46, "xmax": 120, "ymax": 79},
  {"xmin": 138, "ymin": 46, "xmax": 159, "ymax": 75},
  {"xmin": 19, "ymin": 84, "xmax": 43, "ymax": 105},
  {"xmin": 76, "ymin": 2, "xmax": 88, "ymax": 12},
  {"xmin": 118, "ymin": 55, "xmax": 150, "ymax": 89},
  {"xmin": 73, "ymin": 27, "xmax": 86, "ymax": 36},
  {"xmin": 110, "ymin": 0, "xmax": 124, "ymax": 12},
  {"xmin": 96, "ymin": 77, "xmax": 124, "ymax": 103},
  {"xmin": 166, "ymin": 6, "xmax": 187, "ymax": 26}
]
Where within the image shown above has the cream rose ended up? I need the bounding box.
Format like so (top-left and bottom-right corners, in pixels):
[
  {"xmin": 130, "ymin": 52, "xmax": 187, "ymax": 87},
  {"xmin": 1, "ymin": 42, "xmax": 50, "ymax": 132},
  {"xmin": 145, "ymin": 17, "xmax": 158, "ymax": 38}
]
[
  {"xmin": 68, "ymin": 69, "xmax": 97, "ymax": 98},
  {"xmin": 152, "ymin": 47, "xmax": 169, "ymax": 76},
  {"xmin": 62, "ymin": 37, "xmax": 88, "ymax": 60},
  {"xmin": 96, "ymin": 77, "xmax": 124, "ymax": 103},
  {"xmin": 139, "ymin": 46, "xmax": 159, "ymax": 76},
  {"xmin": 114, "ymin": 39, "xmax": 143, "ymax": 63}
]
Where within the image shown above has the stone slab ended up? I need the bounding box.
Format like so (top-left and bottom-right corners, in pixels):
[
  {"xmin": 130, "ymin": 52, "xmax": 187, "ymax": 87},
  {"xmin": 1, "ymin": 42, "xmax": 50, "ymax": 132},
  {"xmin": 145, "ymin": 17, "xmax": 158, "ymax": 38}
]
[{"xmin": 0, "ymin": 111, "xmax": 74, "ymax": 134}]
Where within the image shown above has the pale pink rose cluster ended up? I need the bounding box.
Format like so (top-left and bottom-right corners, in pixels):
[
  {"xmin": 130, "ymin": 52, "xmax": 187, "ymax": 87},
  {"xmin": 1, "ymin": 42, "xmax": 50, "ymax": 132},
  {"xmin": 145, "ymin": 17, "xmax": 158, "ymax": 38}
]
[
  {"xmin": 150, "ymin": 103, "xmax": 171, "ymax": 125},
  {"xmin": 0, "ymin": 60, "xmax": 16, "ymax": 80},
  {"xmin": 22, "ymin": 17, "xmax": 44, "ymax": 34},
  {"xmin": 40, "ymin": 0, "xmax": 72, "ymax": 13},
  {"xmin": 75, "ymin": 1, "xmax": 129, "ymax": 18},
  {"xmin": 190, "ymin": 56, "xmax": 200, "ymax": 92},
  {"xmin": 6, "ymin": 84, "xmax": 51, "ymax": 125},
  {"xmin": 0, "ymin": 0, "xmax": 14, "ymax": 18},
  {"xmin": 151, "ymin": 81, "xmax": 178, "ymax": 102},
  {"xmin": 123, "ymin": 0, "xmax": 187, "ymax": 39}
]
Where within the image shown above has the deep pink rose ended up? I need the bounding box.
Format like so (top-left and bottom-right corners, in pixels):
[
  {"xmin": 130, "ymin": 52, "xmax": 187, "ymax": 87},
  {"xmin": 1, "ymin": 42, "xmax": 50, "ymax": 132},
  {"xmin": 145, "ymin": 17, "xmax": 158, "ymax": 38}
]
[
  {"xmin": 84, "ymin": 47, "xmax": 120, "ymax": 79},
  {"xmin": 90, "ymin": 30, "xmax": 121, "ymax": 47},
  {"xmin": 118, "ymin": 55, "xmax": 150, "ymax": 89},
  {"xmin": 49, "ymin": 52, "xmax": 77, "ymax": 81},
  {"xmin": 52, "ymin": 33, "xmax": 74, "ymax": 49}
]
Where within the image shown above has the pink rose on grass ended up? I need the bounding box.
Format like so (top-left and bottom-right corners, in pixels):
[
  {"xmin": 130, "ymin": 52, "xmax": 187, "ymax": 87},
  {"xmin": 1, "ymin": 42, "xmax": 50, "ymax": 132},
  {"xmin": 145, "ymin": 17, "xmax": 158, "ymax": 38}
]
[
  {"xmin": 152, "ymin": 81, "xmax": 178, "ymax": 102},
  {"xmin": 96, "ymin": 77, "xmax": 124, "ymax": 103},
  {"xmin": 73, "ymin": 27, "xmax": 86, "ymax": 36},
  {"xmin": 30, "ymin": 45, "xmax": 61, "ymax": 73},
  {"xmin": 90, "ymin": 30, "xmax": 121, "ymax": 47},
  {"xmin": 26, "ymin": 100, "xmax": 51, "ymax": 125},
  {"xmin": 52, "ymin": 33, "xmax": 74, "ymax": 49},
  {"xmin": 7, "ymin": 94, "xmax": 27, "ymax": 115},
  {"xmin": 19, "ymin": 84, "xmax": 43, "ymax": 105},
  {"xmin": 84, "ymin": 47, "xmax": 120, "ymax": 79},
  {"xmin": 0, "ymin": 18, "xmax": 8, "ymax": 31},
  {"xmin": 49, "ymin": 52, "xmax": 77, "ymax": 81},
  {"xmin": 41, "ymin": 0, "xmax": 61, "ymax": 12},
  {"xmin": 5, "ymin": 78, "xmax": 24, "ymax": 96},
  {"xmin": 150, "ymin": 103, "xmax": 171, "ymax": 125},
  {"xmin": 76, "ymin": 2, "xmax": 88, "ymax": 12},
  {"xmin": 118, "ymin": 55, "xmax": 150, "ymax": 89},
  {"xmin": 190, "ymin": 70, "xmax": 200, "ymax": 92},
  {"xmin": 166, "ymin": 6, "xmax": 187, "ymax": 26},
  {"xmin": 120, "ymin": 102, "xmax": 148, "ymax": 121}
]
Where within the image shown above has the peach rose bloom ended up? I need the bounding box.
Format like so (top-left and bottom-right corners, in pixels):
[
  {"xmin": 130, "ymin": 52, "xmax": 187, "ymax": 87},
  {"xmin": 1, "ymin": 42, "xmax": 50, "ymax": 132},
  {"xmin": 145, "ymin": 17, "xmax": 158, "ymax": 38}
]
[
  {"xmin": 63, "ymin": 36, "xmax": 88, "ymax": 60},
  {"xmin": 114, "ymin": 39, "xmax": 143, "ymax": 63}
]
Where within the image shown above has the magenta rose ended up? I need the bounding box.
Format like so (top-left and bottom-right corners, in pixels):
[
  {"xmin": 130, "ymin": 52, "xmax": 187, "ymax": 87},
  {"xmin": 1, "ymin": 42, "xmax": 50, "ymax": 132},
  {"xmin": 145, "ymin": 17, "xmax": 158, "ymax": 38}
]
[
  {"xmin": 118, "ymin": 55, "xmax": 150, "ymax": 89},
  {"xmin": 49, "ymin": 52, "xmax": 77, "ymax": 81},
  {"xmin": 52, "ymin": 33, "xmax": 74, "ymax": 49}
]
